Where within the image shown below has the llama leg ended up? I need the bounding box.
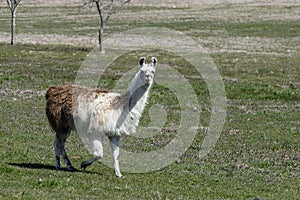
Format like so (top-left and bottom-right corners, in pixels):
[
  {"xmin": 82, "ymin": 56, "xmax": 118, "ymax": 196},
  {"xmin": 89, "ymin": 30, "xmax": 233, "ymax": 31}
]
[
  {"xmin": 61, "ymin": 143, "xmax": 77, "ymax": 172},
  {"xmin": 55, "ymin": 133, "xmax": 77, "ymax": 171},
  {"xmin": 53, "ymin": 138, "xmax": 61, "ymax": 170},
  {"xmin": 80, "ymin": 157, "xmax": 97, "ymax": 170},
  {"xmin": 81, "ymin": 139, "xmax": 103, "ymax": 170},
  {"xmin": 60, "ymin": 133, "xmax": 77, "ymax": 172},
  {"xmin": 110, "ymin": 136, "xmax": 122, "ymax": 178}
]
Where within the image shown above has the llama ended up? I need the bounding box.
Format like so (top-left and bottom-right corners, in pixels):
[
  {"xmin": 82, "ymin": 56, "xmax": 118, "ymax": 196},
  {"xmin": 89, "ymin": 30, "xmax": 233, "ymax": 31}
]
[{"xmin": 45, "ymin": 57, "xmax": 157, "ymax": 177}]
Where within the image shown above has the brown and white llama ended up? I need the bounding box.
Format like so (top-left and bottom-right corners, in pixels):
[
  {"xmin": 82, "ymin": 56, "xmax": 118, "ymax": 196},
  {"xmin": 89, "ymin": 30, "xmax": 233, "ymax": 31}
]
[{"xmin": 45, "ymin": 57, "xmax": 157, "ymax": 177}]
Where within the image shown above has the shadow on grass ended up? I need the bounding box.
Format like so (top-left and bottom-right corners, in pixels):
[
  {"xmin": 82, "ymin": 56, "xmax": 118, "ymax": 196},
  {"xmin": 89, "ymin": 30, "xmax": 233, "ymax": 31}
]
[
  {"xmin": 7, "ymin": 162, "xmax": 103, "ymax": 175},
  {"xmin": 8, "ymin": 162, "xmax": 57, "ymax": 170}
]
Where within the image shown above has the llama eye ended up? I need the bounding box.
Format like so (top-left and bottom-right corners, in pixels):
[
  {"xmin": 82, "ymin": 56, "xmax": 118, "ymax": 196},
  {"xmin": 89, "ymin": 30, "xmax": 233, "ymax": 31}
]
[{"xmin": 151, "ymin": 70, "xmax": 154, "ymax": 74}]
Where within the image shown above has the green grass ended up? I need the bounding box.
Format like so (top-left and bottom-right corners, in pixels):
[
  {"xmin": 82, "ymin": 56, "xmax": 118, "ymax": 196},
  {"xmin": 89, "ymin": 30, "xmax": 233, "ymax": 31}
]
[{"xmin": 1, "ymin": 2, "xmax": 299, "ymax": 200}]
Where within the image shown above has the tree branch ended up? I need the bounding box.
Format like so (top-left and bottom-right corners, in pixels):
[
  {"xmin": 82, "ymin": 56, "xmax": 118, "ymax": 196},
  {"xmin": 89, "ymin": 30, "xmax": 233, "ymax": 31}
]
[
  {"xmin": 104, "ymin": 0, "xmax": 131, "ymax": 22},
  {"xmin": 15, "ymin": 0, "xmax": 22, "ymax": 7},
  {"xmin": 6, "ymin": 0, "xmax": 13, "ymax": 11},
  {"xmin": 104, "ymin": 0, "xmax": 114, "ymax": 22},
  {"xmin": 6, "ymin": 0, "xmax": 22, "ymax": 12}
]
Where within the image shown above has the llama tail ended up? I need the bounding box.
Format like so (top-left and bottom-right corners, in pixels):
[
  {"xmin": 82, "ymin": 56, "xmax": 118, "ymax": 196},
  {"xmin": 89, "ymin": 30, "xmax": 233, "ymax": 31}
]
[{"xmin": 45, "ymin": 86, "xmax": 56, "ymax": 100}]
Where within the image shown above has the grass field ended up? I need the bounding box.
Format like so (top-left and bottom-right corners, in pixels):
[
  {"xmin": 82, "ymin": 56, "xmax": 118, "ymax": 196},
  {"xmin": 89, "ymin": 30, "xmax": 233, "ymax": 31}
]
[{"xmin": 0, "ymin": 1, "xmax": 299, "ymax": 199}]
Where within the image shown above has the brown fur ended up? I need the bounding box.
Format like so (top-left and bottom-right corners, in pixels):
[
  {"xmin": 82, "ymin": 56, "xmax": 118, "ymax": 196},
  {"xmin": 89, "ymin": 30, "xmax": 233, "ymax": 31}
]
[{"xmin": 45, "ymin": 84, "xmax": 109, "ymax": 135}]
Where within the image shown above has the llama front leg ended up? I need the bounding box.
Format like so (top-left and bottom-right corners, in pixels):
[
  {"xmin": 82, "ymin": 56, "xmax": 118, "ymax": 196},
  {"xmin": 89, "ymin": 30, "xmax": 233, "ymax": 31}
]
[
  {"xmin": 81, "ymin": 139, "xmax": 103, "ymax": 170},
  {"xmin": 110, "ymin": 136, "xmax": 122, "ymax": 178},
  {"xmin": 80, "ymin": 157, "xmax": 98, "ymax": 170}
]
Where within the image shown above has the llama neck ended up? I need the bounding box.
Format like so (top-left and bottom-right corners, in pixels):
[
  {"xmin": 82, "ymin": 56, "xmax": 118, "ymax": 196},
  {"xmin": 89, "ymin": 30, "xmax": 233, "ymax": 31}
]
[
  {"xmin": 113, "ymin": 72, "xmax": 153, "ymax": 134},
  {"xmin": 112, "ymin": 71, "xmax": 154, "ymax": 136},
  {"xmin": 125, "ymin": 73, "xmax": 151, "ymax": 111},
  {"xmin": 127, "ymin": 84, "xmax": 150, "ymax": 111}
]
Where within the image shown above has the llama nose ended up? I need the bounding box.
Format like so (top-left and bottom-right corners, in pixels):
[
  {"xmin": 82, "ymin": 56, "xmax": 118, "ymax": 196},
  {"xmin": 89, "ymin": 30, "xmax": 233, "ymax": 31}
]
[
  {"xmin": 144, "ymin": 74, "xmax": 151, "ymax": 83},
  {"xmin": 145, "ymin": 73, "xmax": 151, "ymax": 79}
]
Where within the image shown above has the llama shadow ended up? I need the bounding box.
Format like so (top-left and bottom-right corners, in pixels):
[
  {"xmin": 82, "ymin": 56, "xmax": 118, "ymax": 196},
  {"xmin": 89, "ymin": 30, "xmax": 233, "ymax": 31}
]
[
  {"xmin": 7, "ymin": 162, "xmax": 103, "ymax": 175},
  {"xmin": 8, "ymin": 162, "xmax": 65, "ymax": 171}
]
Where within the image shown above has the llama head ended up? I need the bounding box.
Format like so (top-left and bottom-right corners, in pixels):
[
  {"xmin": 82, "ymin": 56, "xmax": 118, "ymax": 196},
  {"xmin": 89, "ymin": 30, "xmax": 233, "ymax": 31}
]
[
  {"xmin": 128, "ymin": 57, "xmax": 157, "ymax": 96},
  {"xmin": 138, "ymin": 57, "xmax": 157, "ymax": 86}
]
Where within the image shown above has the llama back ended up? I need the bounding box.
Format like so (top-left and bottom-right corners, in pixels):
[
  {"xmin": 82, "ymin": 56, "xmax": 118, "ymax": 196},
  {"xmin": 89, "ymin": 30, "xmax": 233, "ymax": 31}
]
[
  {"xmin": 45, "ymin": 84, "xmax": 111, "ymax": 134},
  {"xmin": 45, "ymin": 84, "xmax": 144, "ymax": 137},
  {"xmin": 74, "ymin": 90, "xmax": 127, "ymax": 137}
]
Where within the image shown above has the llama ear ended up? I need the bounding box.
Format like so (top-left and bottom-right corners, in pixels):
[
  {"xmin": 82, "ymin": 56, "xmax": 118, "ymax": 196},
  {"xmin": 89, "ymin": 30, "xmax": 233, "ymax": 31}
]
[
  {"xmin": 151, "ymin": 57, "xmax": 157, "ymax": 67},
  {"xmin": 139, "ymin": 57, "xmax": 146, "ymax": 67}
]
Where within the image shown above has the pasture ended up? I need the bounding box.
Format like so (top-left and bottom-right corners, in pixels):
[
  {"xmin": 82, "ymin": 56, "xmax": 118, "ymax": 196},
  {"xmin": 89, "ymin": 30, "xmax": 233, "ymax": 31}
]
[{"xmin": 0, "ymin": 0, "xmax": 299, "ymax": 199}]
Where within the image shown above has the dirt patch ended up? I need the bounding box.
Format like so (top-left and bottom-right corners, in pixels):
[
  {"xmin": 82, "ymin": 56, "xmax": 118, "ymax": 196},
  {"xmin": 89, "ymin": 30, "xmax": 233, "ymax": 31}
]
[
  {"xmin": 0, "ymin": 87, "xmax": 45, "ymax": 100},
  {"xmin": 0, "ymin": 32, "xmax": 97, "ymax": 46}
]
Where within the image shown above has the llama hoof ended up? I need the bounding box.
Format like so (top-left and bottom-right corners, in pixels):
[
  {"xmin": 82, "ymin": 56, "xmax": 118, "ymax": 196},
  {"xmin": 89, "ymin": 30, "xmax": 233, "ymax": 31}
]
[
  {"xmin": 67, "ymin": 166, "xmax": 78, "ymax": 172},
  {"xmin": 55, "ymin": 166, "xmax": 61, "ymax": 171},
  {"xmin": 116, "ymin": 174, "xmax": 123, "ymax": 178},
  {"xmin": 80, "ymin": 162, "xmax": 88, "ymax": 170}
]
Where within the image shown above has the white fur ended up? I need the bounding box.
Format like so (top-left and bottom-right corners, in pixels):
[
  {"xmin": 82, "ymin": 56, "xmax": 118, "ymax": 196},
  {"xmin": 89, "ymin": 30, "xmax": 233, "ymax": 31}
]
[{"xmin": 75, "ymin": 57, "xmax": 157, "ymax": 177}]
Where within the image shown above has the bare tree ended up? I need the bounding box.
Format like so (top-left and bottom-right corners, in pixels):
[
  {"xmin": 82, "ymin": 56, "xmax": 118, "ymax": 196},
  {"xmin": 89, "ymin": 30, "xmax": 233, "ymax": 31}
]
[
  {"xmin": 6, "ymin": 0, "xmax": 22, "ymax": 45},
  {"xmin": 84, "ymin": 0, "xmax": 131, "ymax": 52}
]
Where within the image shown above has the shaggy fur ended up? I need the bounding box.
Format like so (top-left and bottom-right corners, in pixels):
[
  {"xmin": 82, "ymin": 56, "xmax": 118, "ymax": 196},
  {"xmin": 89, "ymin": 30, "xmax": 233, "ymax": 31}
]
[{"xmin": 45, "ymin": 57, "xmax": 157, "ymax": 177}]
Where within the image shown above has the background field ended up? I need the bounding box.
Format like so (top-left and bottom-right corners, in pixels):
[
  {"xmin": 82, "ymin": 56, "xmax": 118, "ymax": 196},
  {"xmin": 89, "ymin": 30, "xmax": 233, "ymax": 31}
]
[{"xmin": 0, "ymin": 0, "xmax": 299, "ymax": 199}]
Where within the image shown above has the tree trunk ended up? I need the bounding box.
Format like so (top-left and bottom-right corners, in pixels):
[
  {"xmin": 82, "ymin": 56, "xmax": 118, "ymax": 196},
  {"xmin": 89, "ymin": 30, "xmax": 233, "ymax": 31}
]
[
  {"xmin": 99, "ymin": 20, "xmax": 105, "ymax": 53},
  {"xmin": 11, "ymin": 8, "xmax": 17, "ymax": 45},
  {"xmin": 96, "ymin": 1, "xmax": 105, "ymax": 53}
]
